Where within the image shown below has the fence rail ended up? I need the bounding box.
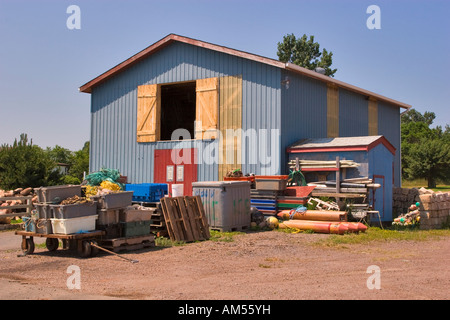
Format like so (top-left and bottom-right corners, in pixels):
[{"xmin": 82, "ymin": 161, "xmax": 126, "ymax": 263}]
[{"xmin": 0, "ymin": 196, "xmax": 33, "ymax": 218}]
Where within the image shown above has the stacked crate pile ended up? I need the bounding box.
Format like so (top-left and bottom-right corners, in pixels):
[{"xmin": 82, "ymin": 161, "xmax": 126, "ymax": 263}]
[
  {"xmin": 91, "ymin": 190, "xmax": 156, "ymax": 250},
  {"xmin": 123, "ymin": 183, "xmax": 167, "ymax": 236},
  {"xmin": 250, "ymin": 176, "xmax": 288, "ymax": 216},
  {"xmin": 30, "ymin": 185, "xmax": 98, "ymax": 235},
  {"xmin": 418, "ymin": 188, "xmax": 450, "ymax": 230}
]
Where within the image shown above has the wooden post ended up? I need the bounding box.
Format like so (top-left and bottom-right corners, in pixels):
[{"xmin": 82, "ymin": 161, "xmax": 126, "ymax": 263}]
[
  {"xmin": 335, "ymin": 156, "xmax": 344, "ymax": 209},
  {"xmin": 336, "ymin": 156, "xmax": 340, "ymax": 194}
]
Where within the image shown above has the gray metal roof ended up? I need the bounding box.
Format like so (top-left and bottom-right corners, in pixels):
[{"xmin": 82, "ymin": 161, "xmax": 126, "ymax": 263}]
[{"xmin": 289, "ymin": 135, "xmax": 385, "ymax": 149}]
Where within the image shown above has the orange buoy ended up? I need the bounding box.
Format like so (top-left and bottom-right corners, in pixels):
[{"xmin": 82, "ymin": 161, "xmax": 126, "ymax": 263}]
[
  {"xmin": 339, "ymin": 222, "xmax": 359, "ymax": 233},
  {"xmin": 280, "ymin": 220, "xmax": 349, "ymax": 235},
  {"xmin": 277, "ymin": 211, "xmax": 291, "ymax": 220},
  {"xmin": 354, "ymin": 222, "xmax": 368, "ymax": 233},
  {"xmin": 277, "ymin": 209, "xmax": 347, "ymax": 222}
]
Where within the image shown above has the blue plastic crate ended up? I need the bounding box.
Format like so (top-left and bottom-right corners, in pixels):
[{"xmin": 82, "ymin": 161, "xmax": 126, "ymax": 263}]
[{"xmin": 124, "ymin": 183, "xmax": 168, "ymax": 202}]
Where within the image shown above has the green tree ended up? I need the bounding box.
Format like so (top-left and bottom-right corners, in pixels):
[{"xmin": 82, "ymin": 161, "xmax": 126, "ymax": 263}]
[
  {"xmin": 47, "ymin": 142, "xmax": 90, "ymax": 185},
  {"xmin": 401, "ymin": 108, "xmax": 450, "ymax": 187},
  {"xmin": 0, "ymin": 134, "xmax": 55, "ymax": 189},
  {"xmin": 67, "ymin": 141, "xmax": 90, "ymax": 184},
  {"xmin": 277, "ymin": 33, "xmax": 337, "ymax": 77},
  {"xmin": 46, "ymin": 145, "xmax": 72, "ymax": 165},
  {"xmin": 405, "ymin": 138, "xmax": 450, "ymax": 188}
]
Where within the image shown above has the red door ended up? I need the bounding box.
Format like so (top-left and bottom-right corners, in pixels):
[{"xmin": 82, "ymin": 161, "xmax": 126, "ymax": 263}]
[{"xmin": 154, "ymin": 149, "xmax": 197, "ymax": 196}]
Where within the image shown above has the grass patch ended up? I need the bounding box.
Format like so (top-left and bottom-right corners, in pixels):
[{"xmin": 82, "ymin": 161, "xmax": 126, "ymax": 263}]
[
  {"xmin": 209, "ymin": 230, "xmax": 244, "ymax": 242},
  {"xmin": 401, "ymin": 179, "xmax": 450, "ymax": 192},
  {"xmin": 154, "ymin": 236, "xmax": 186, "ymax": 247},
  {"xmin": 276, "ymin": 227, "xmax": 314, "ymax": 234},
  {"xmin": 313, "ymin": 227, "xmax": 450, "ymax": 248},
  {"xmin": 154, "ymin": 230, "xmax": 244, "ymax": 246}
]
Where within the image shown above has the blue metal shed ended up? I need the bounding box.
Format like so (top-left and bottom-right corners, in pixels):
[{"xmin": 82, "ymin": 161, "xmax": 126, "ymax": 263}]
[
  {"xmin": 79, "ymin": 34, "xmax": 410, "ymax": 196},
  {"xmin": 287, "ymin": 135, "xmax": 396, "ymax": 221}
]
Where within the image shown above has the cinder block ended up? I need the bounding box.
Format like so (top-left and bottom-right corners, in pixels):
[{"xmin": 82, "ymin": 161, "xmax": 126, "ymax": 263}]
[
  {"xmin": 420, "ymin": 211, "xmax": 431, "ymax": 219},
  {"xmin": 419, "ymin": 194, "xmax": 432, "ymax": 203}
]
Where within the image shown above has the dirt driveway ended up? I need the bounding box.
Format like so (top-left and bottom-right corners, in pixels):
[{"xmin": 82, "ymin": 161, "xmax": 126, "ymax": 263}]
[{"xmin": 0, "ymin": 229, "xmax": 449, "ymax": 301}]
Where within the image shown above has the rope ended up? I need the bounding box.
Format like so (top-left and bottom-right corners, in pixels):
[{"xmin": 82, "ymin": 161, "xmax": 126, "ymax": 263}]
[{"xmin": 288, "ymin": 169, "xmax": 306, "ymax": 186}]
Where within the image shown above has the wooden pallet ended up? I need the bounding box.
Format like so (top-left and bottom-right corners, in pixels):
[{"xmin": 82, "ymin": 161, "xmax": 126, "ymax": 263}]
[
  {"xmin": 160, "ymin": 196, "xmax": 210, "ymax": 242},
  {"xmin": 99, "ymin": 234, "xmax": 155, "ymax": 252},
  {"xmin": 150, "ymin": 208, "xmax": 168, "ymax": 237}
]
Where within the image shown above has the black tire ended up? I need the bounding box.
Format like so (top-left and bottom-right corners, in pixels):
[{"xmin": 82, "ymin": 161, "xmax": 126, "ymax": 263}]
[
  {"xmin": 90, "ymin": 241, "xmax": 99, "ymax": 257},
  {"xmin": 79, "ymin": 240, "xmax": 92, "ymax": 258},
  {"xmin": 46, "ymin": 238, "xmax": 59, "ymax": 252},
  {"xmin": 22, "ymin": 238, "xmax": 35, "ymax": 255}
]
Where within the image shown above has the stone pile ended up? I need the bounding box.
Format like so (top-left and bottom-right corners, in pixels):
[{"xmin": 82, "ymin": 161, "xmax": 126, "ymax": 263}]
[{"xmin": 417, "ymin": 188, "xmax": 450, "ymax": 230}]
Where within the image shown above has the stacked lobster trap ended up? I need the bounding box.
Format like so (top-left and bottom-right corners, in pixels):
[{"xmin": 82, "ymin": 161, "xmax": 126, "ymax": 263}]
[{"xmin": 17, "ymin": 183, "xmax": 160, "ymax": 257}]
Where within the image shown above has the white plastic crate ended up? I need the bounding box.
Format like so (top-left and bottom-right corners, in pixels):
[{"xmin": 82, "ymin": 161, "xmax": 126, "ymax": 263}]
[{"xmin": 50, "ymin": 215, "xmax": 98, "ymax": 234}]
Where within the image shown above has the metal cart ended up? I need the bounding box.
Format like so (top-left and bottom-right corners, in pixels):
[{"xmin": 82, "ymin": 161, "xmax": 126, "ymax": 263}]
[{"xmin": 15, "ymin": 230, "xmax": 105, "ymax": 258}]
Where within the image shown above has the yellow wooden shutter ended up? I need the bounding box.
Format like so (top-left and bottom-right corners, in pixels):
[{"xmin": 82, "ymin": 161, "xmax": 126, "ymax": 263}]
[
  {"xmin": 195, "ymin": 77, "xmax": 219, "ymax": 140},
  {"xmin": 137, "ymin": 84, "xmax": 160, "ymax": 142}
]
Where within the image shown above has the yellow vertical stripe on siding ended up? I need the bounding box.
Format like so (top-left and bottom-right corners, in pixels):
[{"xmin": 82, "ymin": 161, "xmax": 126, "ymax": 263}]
[
  {"xmin": 368, "ymin": 98, "xmax": 378, "ymax": 135},
  {"xmin": 219, "ymin": 75, "xmax": 242, "ymax": 180},
  {"xmin": 327, "ymin": 84, "xmax": 339, "ymax": 138}
]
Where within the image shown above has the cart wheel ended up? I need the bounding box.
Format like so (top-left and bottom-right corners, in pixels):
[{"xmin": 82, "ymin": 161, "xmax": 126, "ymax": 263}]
[
  {"xmin": 67, "ymin": 239, "xmax": 78, "ymax": 251},
  {"xmin": 79, "ymin": 240, "xmax": 92, "ymax": 258},
  {"xmin": 90, "ymin": 241, "xmax": 99, "ymax": 257},
  {"xmin": 22, "ymin": 238, "xmax": 35, "ymax": 255},
  {"xmin": 46, "ymin": 238, "xmax": 59, "ymax": 252}
]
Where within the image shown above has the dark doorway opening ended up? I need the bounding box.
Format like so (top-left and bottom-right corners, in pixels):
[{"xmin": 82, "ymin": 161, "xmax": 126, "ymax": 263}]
[{"xmin": 160, "ymin": 81, "xmax": 196, "ymax": 140}]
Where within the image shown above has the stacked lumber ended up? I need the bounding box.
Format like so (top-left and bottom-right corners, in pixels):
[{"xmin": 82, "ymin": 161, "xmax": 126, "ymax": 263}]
[
  {"xmin": 160, "ymin": 196, "xmax": 210, "ymax": 242},
  {"xmin": 308, "ymin": 177, "xmax": 380, "ymax": 198},
  {"xmin": 288, "ymin": 159, "xmax": 360, "ymax": 170}
]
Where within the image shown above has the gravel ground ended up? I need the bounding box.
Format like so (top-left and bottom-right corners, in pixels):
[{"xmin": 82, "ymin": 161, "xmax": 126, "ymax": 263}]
[{"xmin": 0, "ymin": 229, "xmax": 449, "ymax": 301}]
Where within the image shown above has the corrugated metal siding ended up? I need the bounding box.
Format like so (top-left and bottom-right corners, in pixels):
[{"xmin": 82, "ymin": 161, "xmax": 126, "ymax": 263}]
[
  {"xmin": 368, "ymin": 143, "xmax": 394, "ymax": 221},
  {"xmin": 280, "ymin": 70, "xmax": 327, "ymax": 173},
  {"xmin": 377, "ymin": 101, "xmax": 401, "ymax": 187},
  {"xmin": 90, "ymin": 41, "xmax": 282, "ymax": 183},
  {"xmin": 242, "ymin": 61, "xmax": 281, "ymax": 175},
  {"xmin": 338, "ymin": 88, "xmax": 369, "ymax": 137}
]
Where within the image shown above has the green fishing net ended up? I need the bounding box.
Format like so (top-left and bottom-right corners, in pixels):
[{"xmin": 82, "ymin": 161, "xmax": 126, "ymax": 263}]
[{"xmin": 85, "ymin": 168, "xmax": 123, "ymax": 189}]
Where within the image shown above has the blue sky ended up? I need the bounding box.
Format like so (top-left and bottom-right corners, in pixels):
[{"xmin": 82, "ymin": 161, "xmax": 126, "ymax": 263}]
[{"xmin": 0, "ymin": 0, "xmax": 449, "ymax": 151}]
